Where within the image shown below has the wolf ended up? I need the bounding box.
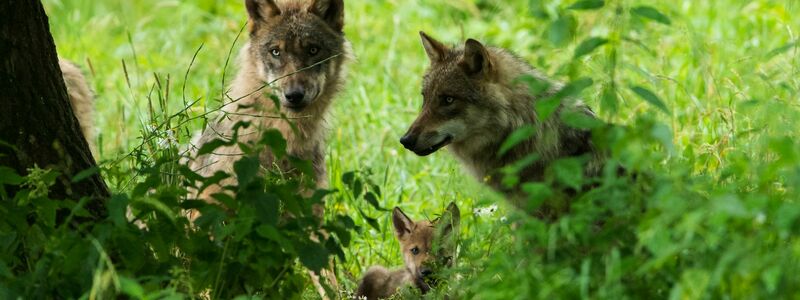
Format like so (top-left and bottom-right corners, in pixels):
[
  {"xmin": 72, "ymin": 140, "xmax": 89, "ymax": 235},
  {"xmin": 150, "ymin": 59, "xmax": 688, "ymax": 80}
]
[
  {"xmin": 400, "ymin": 32, "xmax": 605, "ymax": 218},
  {"xmin": 356, "ymin": 202, "xmax": 460, "ymax": 300},
  {"xmin": 188, "ymin": 0, "xmax": 349, "ymax": 297},
  {"xmin": 59, "ymin": 58, "xmax": 96, "ymax": 155},
  {"xmin": 189, "ymin": 0, "xmax": 349, "ymax": 212}
]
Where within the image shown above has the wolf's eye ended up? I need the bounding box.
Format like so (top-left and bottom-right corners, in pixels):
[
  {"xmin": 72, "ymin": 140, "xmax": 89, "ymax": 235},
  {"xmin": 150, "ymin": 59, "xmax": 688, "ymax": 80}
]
[
  {"xmin": 270, "ymin": 49, "xmax": 281, "ymax": 57},
  {"xmin": 309, "ymin": 46, "xmax": 319, "ymax": 55},
  {"xmin": 411, "ymin": 247, "xmax": 420, "ymax": 255},
  {"xmin": 443, "ymin": 96, "xmax": 455, "ymax": 105}
]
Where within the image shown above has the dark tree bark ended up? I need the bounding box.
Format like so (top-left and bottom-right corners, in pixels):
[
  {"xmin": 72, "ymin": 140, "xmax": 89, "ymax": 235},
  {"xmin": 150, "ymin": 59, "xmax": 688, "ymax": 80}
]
[{"xmin": 0, "ymin": 0, "xmax": 108, "ymax": 218}]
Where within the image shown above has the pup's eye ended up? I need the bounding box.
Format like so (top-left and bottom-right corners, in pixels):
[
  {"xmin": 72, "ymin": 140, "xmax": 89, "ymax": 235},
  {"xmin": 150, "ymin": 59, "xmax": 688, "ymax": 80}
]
[
  {"xmin": 411, "ymin": 247, "xmax": 420, "ymax": 255},
  {"xmin": 443, "ymin": 96, "xmax": 455, "ymax": 105},
  {"xmin": 270, "ymin": 49, "xmax": 280, "ymax": 57},
  {"xmin": 309, "ymin": 46, "xmax": 319, "ymax": 55}
]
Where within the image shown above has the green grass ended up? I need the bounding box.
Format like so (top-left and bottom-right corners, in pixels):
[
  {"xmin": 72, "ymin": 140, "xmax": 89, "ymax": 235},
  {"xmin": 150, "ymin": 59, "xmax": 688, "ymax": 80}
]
[{"xmin": 43, "ymin": 0, "xmax": 800, "ymax": 298}]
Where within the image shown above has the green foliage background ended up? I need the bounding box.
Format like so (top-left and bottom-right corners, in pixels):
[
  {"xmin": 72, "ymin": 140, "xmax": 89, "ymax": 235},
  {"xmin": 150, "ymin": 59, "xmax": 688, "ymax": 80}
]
[{"xmin": 1, "ymin": 0, "xmax": 799, "ymax": 299}]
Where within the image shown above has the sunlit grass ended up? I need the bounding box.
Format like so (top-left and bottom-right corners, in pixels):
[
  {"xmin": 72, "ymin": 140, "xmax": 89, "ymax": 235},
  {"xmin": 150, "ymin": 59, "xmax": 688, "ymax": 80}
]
[{"xmin": 45, "ymin": 0, "xmax": 800, "ymax": 297}]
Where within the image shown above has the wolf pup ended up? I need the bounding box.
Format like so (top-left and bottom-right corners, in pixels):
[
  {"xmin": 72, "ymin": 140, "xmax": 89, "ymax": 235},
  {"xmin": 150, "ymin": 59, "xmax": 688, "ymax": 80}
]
[
  {"xmin": 356, "ymin": 202, "xmax": 460, "ymax": 300},
  {"xmin": 190, "ymin": 0, "xmax": 349, "ymax": 211},
  {"xmin": 59, "ymin": 58, "xmax": 96, "ymax": 155},
  {"xmin": 400, "ymin": 32, "xmax": 605, "ymax": 217}
]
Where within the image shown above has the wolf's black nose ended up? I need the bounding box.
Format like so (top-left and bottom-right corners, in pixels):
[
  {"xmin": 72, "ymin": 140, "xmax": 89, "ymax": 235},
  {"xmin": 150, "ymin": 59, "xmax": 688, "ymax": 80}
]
[
  {"xmin": 400, "ymin": 134, "xmax": 416, "ymax": 149},
  {"xmin": 284, "ymin": 90, "xmax": 305, "ymax": 104},
  {"xmin": 420, "ymin": 268, "xmax": 433, "ymax": 277}
]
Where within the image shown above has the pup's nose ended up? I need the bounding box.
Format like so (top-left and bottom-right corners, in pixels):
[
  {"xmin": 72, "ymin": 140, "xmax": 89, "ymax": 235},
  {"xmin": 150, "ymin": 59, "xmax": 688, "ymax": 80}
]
[
  {"xmin": 420, "ymin": 268, "xmax": 433, "ymax": 277},
  {"xmin": 399, "ymin": 134, "xmax": 417, "ymax": 149},
  {"xmin": 284, "ymin": 90, "xmax": 305, "ymax": 104}
]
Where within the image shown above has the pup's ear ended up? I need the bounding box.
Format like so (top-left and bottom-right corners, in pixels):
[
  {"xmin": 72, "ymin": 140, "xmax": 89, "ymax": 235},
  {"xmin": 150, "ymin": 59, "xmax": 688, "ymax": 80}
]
[
  {"xmin": 392, "ymin": 207, "xmax": 414, "ymax": 239},
  {"xmin": 309, "ymin": 0, "xmax": 345, "ymax": 32},
  {"xmin": 460, "ymin": 39, "xmax": 493, "ymax": 76},
  {"xmin": 439, "ymin": 202, "xmax": 461, "ymax": 236},
  {"xmin": 245, "ymin": 0, "xmax": 280, "ymax": 29},
  {"xmin": 420, "ymin": 31, "xmax": 449, "ymax": 63}
]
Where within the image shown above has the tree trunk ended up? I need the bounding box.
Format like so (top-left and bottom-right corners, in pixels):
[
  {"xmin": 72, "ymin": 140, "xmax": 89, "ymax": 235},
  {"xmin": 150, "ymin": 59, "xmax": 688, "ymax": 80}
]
[{"xmin": 0, "ymin": 0, "xmax": 109, "ymax": 218}]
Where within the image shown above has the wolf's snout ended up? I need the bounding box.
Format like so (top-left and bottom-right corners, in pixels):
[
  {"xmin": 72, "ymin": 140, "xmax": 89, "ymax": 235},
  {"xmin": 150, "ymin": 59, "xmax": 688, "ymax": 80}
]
[
  {"xmin": 400, "ymin": 134, "xmax": 417, "ymax": 150},
  {"xmin": 284, "ymin": 90, "xmax": 305, "ymax": 105},
  {"xmin": 420, "ymin": 267, "xmax": 433, "ymax": 278}
]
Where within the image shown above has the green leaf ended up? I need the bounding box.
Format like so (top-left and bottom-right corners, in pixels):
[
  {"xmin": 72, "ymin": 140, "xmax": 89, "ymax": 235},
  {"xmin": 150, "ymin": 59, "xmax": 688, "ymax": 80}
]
[
  {"xmin": 234, "ymin": 156, "xmax": 260, "ymax": 187},
  {"xmin": 601, "ymin": 84, "xmax": 618, "ymax": 113},
  {"xmin": 0, "ymin": 260, "xmax": 11, "ymax": 278},
  {"xmin": 254, "ymin": 193, "xmax": 279, "ymax": 226},
  {"xmin": 498, "ymin": 125, "xmax": 536, "ymax": 157},
  {"xmin": 342, "ymin": 171, "xmax": 356, "ymax": 185},
  {"xmin": 568, "ymin": 0, "xmax": 604, "ymax": 10},
  {"xmin": 535, "ymin": 97, "xmax": 563, "ymax": 122},
  {"xmin": 516, "ymin": 74, "xmax": 552, "ymax": 96},
  {"xmin": 573, "ymin": 37, "xmax": 608, "ymax": 58},
  {"xmin": 364, "ymin": 192, "xmax": 384, "ymax": 211},
  {"xmin": 260, "ymin": 129, "xmax": 287, "ymax": 158},
  {"xmin": 70, "ymin": 166, "xmax": 98, "ymax": 183},
  {"xmin": 359, "ymin": 208, "xmax": 381, "ymax": 231},
  {"xmin": 297, "ymin": 240, "xmax": 329, "ymax": 273},
  {"xmin": 119, "ymin": 276, "xmax": 145, "ymax": 299},
  {"xmin": 108, "ymin": 194, "xmax": 130, "ymax": 227},
  {"xmin": 196, "ymin": 138, "xmax": 233, "ymax": 156},
  {"xmin": 552, "ymin": 158, "xmax": 584, "ymax": 190},
  {"xmin": 547, "ymin": 15, "xmax": 575, "ymax": 47},
  {"xmin": 561, "ymin": 111, "xmax": 604, "ymax": 129},
  {"xmin": 631, "ymin": 6, "xmax": 671, "ymax": 25},
  {"xmin": 631, "ymin": 86, "xmax": 670, "ymax": 114}
]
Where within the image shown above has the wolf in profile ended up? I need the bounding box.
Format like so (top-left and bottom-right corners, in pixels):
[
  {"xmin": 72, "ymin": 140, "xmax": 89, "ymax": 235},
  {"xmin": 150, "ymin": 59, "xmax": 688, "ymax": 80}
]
[
  {"xmin": 400, "ymin": 32, "xmax": 605, "ymax": 217},
  {"xmin": 356, "ymin": 202, "xmax": 460, "ymax": 299}
]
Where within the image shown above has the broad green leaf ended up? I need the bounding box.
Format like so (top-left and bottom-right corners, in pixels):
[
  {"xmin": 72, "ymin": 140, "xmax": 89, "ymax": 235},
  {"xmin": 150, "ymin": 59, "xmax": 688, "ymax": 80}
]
[
  {"xmin": 364, "ymin": 192, "xmax": 383, "ymax": 211},
  {"xmin": 568, "ymin": 0, "xmax": 604, "ymax": 10},
  {"xmin": 498, "ymin": 125, "xmax": 536, "ymax": 156},
  {"xmin": 535, "ymin": 97, "xmax": 563, "ymax": 122},
  {"xmin": 561, "ymin": 111, "xmax": 604, "ymax": 129},
  {"xmin": 254, "ymin": 193, "xmax": 279, "ymax": 226},
  {"xmin": 547, "ymin": 15, "xmax": 575, "ymax": 47},
  {"xmin": 297, "ymin": 240, "xmax": 328, "ymax": 273},
  {"xmin": 631, "ymin": 6, "xmax": 671, "ymax": 25},
  {"xmin": 342, "ymin": 171, "xmax": 356, "ymax": 185},
  {"xmin": 260, "ymin": 129, "xmax": 287, "ymax": 158},
  {"xmin": 552, "ymin": 157, "xmax": 584, "ymax": 190},
  {"xmin": 573, "ymin": 37, "xmax": 608, "ymax": 58},
  {"xmin": 359, "ymin": 208, "xmax": 381, "ymax": 231},
  {"xmin": 108, "ymin": 194, "xmax": 130, "ymax": 228},
  {"xmin": 631, "ymin": 86, "xmax": 670, "ymax": 114},
  {"xmin": 601, "ymin": 84, "xmax": 618, "ymax": 113},
  {"xmin": 234, "ymin": 156, "xmax": 260, "ymax": 187},
  {"xmin": 119, "ymin": 276, "xmax": 146, "ymax": 299},
  {"xmin": 0, "ymin": 167, "xmax": 23, "ymax": 198},
  {"xmin": 516, "ymin": 74, "xmax": 552, "ymax": 96}
]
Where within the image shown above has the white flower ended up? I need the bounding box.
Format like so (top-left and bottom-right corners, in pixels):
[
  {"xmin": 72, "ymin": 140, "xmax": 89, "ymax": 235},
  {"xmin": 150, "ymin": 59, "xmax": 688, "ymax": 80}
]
[
  {"xmin": 755, "ymin": 212, "xmax": 766, "ymax": 224},
  {"xmin": 473, "ymin": 204, "xmax": 498, "ymax": 217}
]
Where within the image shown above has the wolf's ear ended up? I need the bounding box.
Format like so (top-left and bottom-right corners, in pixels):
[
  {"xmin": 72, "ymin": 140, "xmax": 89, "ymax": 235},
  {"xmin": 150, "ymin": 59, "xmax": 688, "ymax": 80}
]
[
  {"xmin": 439, "ymin": 202, "xmax": 461, "ymax": 236},
  {"xmin": 245, "ymin": 0, "xmax": 281, "ymax": 25},
  {"xmin": 420, "ymin": 31, "xmax": 449, "ymax": 63},
  {"xmin": 392, "ymin": 207, "xmax": 414, "ymax": 239},
  {"xmin": 460, "ymin": 39, "xmax": 493, "ymax": 76},
  {"xmin": 309, "ymin": 0, "xmax": 345, "ymax": 32}
]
